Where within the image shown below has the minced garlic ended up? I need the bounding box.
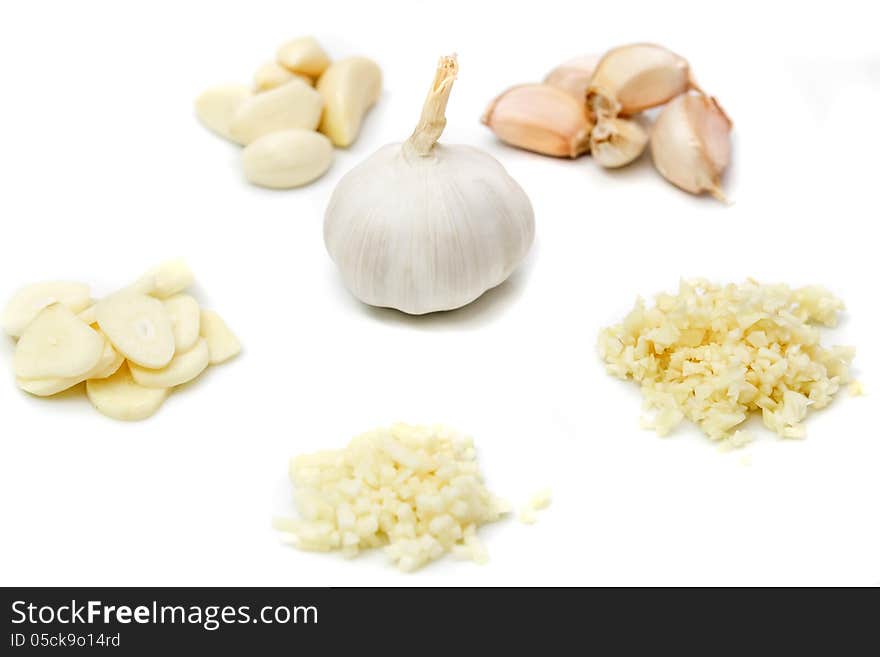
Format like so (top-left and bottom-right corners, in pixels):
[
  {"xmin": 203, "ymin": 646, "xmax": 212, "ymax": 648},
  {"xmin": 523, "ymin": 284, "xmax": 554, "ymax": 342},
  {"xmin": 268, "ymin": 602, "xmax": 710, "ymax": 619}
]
[
  {"xmin": 273, "ymin": 423, "xmax": 510, "ymax": 572},
  {"xmin": 598, "ymin": 280, "xmax": 855, "ymax": 442}
]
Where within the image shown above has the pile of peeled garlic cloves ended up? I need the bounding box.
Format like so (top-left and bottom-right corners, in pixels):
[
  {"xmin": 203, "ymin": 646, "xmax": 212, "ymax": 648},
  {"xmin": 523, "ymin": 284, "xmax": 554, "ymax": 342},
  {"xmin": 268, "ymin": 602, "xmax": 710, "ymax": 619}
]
[{"xmin": 482, "ymin": 43, "xmax": 732, "ymax": 201}]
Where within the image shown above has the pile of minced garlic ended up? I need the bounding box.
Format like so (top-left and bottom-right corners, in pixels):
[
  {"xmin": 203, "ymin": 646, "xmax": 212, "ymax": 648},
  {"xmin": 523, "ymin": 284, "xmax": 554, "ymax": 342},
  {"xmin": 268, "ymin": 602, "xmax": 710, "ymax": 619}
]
[
  {"xmin": 273, "ymin": 424, "xmax": 510, "ymax": 572},
  {"xmin": 598, "ymin": 279, "xmax": 855, "ymax": 443}
]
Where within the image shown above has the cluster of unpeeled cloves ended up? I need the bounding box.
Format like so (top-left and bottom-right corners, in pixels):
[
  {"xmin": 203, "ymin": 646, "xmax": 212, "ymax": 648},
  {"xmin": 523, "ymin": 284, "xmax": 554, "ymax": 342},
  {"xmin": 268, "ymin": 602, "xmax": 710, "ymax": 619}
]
[{"xmin": 482, "ymin": 43, "xmax": 732, "ymax": 201}]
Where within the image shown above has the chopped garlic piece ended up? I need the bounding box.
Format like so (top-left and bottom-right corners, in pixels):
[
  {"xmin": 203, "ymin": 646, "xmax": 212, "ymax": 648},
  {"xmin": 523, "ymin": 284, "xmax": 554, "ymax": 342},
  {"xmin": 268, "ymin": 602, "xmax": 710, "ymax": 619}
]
[
  {"xmin": 519, "ymin": 488, "xmax": 552, "ymax": 525},
  {"xmin": 276, "ymin": 424, "xmax": 509, "ymax": 572},
  {"xmin": 599, "ymin": 280, "xmax": 855, "ymax": 442},
  {"xmin": 849, "ymin": 381, "xmax": 864, "ymax": 396}
]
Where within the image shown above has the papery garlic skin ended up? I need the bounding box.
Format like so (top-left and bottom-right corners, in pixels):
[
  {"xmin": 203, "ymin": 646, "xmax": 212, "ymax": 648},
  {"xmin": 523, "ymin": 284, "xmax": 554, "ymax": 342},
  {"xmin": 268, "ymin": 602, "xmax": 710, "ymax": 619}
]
[
  {"xmin": 590, "ymin": 117, "xmax": 648, "ymax": 168},
  {"xmin": 650, "ymin": 92, "xmax": 732, "ymax": 200},
  {"xmin": 325, "ymin": 56, "xmax": 534, "ymax": 315},
  {"xmin": 588, "ymin": 43, "xmax": 692, "ymax": 118},
  {"xmin": 543, "ymin": 55, "xmax": 600, "ymax": 101},
  {"xmin": 481, "ymin": 84, "xmax": 593, "ymax": 158}
]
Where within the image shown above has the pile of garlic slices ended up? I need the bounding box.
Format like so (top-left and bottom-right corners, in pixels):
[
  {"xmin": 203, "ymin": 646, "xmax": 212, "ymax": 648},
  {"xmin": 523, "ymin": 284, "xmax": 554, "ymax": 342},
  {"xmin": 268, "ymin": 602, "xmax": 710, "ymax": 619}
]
[
  {"xmin": 196, "ymin": 36, "xmax": 382, "ymax": 189},
  {"xmin": 3, "ymin": 261, "xmax": 241, "ymax": 421},
  {"xmin": 483, "ymin": 43, "xmax": 732, "ymax": 201}
]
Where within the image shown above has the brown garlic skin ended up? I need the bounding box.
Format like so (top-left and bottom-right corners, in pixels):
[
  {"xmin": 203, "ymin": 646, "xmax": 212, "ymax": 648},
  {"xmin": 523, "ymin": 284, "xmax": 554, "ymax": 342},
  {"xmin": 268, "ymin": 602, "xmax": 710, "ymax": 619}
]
[
  {"xmin": 587, "ymin": 43, "xmax": 694, "ymax": 119},
  {"xmin": 543, "ymin": 55, "xmax": 600, "ymax": 101},
  {"xmin": 482, "ymin": 84, "xmax": 593, "ymax": 158},
  {"xmin": 650, "ymin": 92, "xmax": 732, "ymax": 201}
]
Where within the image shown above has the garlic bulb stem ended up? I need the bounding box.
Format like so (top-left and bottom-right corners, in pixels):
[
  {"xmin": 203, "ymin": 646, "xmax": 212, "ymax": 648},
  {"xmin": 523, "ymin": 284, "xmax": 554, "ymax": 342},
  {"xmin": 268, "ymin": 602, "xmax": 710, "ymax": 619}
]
[{"xmin": 406, "ymin": 55, "xmax": 458, "ymax": 156}]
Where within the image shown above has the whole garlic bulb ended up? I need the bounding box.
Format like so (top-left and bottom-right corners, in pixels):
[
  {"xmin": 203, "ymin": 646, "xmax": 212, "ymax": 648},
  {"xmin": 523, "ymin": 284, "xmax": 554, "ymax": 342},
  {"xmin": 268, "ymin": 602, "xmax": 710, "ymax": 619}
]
[{"xmin": 324, "ymin": 55, "xmax": 535, "ymax": 315}]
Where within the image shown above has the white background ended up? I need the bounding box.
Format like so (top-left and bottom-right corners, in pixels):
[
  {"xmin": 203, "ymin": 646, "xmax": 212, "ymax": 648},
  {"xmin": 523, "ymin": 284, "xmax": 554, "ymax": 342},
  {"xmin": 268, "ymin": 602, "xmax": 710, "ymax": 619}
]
[{"xmin": 1, "ymin": 0, "xmax": 878, "ymax": 586}]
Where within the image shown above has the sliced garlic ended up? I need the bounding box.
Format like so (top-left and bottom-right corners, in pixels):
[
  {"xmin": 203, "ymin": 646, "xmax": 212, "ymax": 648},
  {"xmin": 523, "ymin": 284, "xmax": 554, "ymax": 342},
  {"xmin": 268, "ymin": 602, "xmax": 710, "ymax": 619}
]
[
  {"xmin": 86, "ymin": 364, "xmax": 169, "ymax": 421},
  {"xmin": 78, "ymin": 304, "xmax": 97, "ymax": 326},
  {"xmin": 17, "ymin": 339, "xmax": 122, "ymax": 397},
  {"xmin": 543, "ymin": 54, "xmax": 600, "ymax": 101},
  {"xmin": 2, "ymin": 281, "xmax": 91, "ymax": 338},
  {"xmin": 95, "ymin": 292, "xmax": 175, "ymax": 369},
  {"xmin": 129, "ymin": 338, "xmax": 210, "ymax": 389},
  {"xmin": 316, "ymin": 57, "xmax": 382, "ymax": 147},
  {"xmin": 253, "ymin": 61, "xmax": 312, "ymax": 92},
  {"xmin": 163, "ymin": 294, "xmax": 200, "ymax": 352},
  {"xmin": 195, "ymin": 84, "xmax": 252, "ymax": 142},
  {"xmin": 590, "ymin": 117, "xmax": 648, "ymax": 168},
  {"xmin": 481, "ymin": 83, "xmax": 593, "ymax": 158},
  {"xmin": 228, "ymin": 78, "xmax": 323, "ymax": 146},
  {"xmin": 200, "ymin": 309, "xmax": 241, "ymax": 365},
  {"xmin": 242, "ymin": 129, "xmax": 333, "ymax": 189},
  {"xmin": 130, "ymin": 260, "xmax": 194, "ymax": 299},
  {"xmin": 14, "ymin": 304, "xmax": 105, "ymax": 380},
  {"xmin": 276, "ymin": 36, "xmax": 331, "ymax": 78},
  {"xmin": 588, "ymin": 43, "xmax": 693, "ymax": 118},
  {"xmin": 650, "ymin": 92, "xmax": 732, "ymax": 201}
]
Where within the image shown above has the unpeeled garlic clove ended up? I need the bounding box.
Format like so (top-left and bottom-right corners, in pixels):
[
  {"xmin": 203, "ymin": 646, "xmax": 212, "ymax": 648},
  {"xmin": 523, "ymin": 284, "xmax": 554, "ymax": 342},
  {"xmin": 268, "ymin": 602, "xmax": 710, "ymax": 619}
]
[
  {"xmin": 543, "ymin": 54, "xmax": 600, "ymax": 101},
  {"xmin": 253, "ymin": 61, "xmax": 312, "ymax": 92},
  {"xmin": 195, "ymin": 84, "xmax": 252, "ymax": 142},
  {"xmin": 481, "ymin": 83, "xmax": 593, "ymax": 158},
  {"xmin": 650, "ymin": 92, "xmax": 732, "ymax": 201},
  {"xmin": 316, "ymin": 57, "xmax": 382, "ymax": 147},
  {"xmin": 276, "ymin": 36, "xmax": 331, "ymax": 78},
  {"xmin": 228, "ymin": 78, "xmax": 323, "ymax": 145},
  {"xmin": 590, "ymin": 117, "xmax": 648, "ymax": 168},
  {"xmin": 588, "ymin": 43, "xmax": 692, "ymax": 118}
]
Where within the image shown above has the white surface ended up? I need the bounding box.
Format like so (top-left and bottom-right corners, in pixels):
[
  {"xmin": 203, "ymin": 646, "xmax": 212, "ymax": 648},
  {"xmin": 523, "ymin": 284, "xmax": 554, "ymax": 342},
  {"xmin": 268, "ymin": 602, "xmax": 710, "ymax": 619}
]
[{"xmin": 0, "ymin": 0, "xmax": 878, "ymax": 586}]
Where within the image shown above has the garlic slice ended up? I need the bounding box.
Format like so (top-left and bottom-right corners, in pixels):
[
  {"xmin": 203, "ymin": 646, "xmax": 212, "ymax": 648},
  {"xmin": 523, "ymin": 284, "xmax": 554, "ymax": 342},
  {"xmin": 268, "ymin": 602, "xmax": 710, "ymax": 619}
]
[
  {"xmin": 481, "ymin": 84, "xmax": 593, "ymax": 158},
  {"xmin": 130, "ymin": 260, "xmax": 194, "ymax": 299},
  {"xmin": 96, "ymin": 292, "xmax": 175, "ymax": 369},
  {"xmin": 588, "ymin": 43, "xmax": 693, "ymax": 118},
  {"xmin": 17, "ymin": 339, "xmax": 122, "ymax": 397},
  {"xmin": 86, "ymin": 364, "xmax": 169, "ymax": 421},
  {"xmin": 129, "ymin": 338, "xmax": 210, "ymax": 389},
  {"xmin": 543, "ymin": 54, "xmax": 600, "ymax": 101},
  {"xmin": 14, "ymin": 304, "xmax": 105, "ymax": 380},
  {"xmin": 590, "ymin": 117, "xmax": 648, "ymax": 168},
  {"xmin": 316, "ymin": 57, "xmax": 382, "ymax": 147},
  {"xmin": 650, "ymin": 92, "xmax": 732, "ymax": 201},
  {"xmin": 163, "ymin": 294, "xmax": 200, "ymax": 353},
  {"xmin": 199, "ymin": 309, "xmax": 241, "ymax": 365},
  {"xmin": 2, "ymin": 281, "xmax": 91, "ymax": 338}
]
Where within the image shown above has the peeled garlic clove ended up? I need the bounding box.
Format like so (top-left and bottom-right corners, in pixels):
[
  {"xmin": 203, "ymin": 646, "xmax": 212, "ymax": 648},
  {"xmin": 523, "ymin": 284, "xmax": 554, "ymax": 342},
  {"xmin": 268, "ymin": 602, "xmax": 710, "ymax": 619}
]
[
  {"xmin": 228, "ymin": 79, "xmax": 323, "ymax": 146},
  {"xmin": 543, "ymin": 54, "xmax": 600, "ymax": 101},
  {"xmin": 588, "ymin": 43, "xmax": 692, "ymax": 117},
  {"xmin": 316, "ymin": 57, "xmax": 382, "ymax": 147},
  {"xmin": 86, "ymin": 364, "xmax": 169, "ymax": 421},
  {"xmin": 254, "ymin": 61, "xmax": 312, "ymax": 92},
  {"xmin": 276, "ymin": 36, "xmax": 331, "ymax": 78},
  {"xmin": 199, "ymin": 309, "xmax": 240, "ymax": 364},
  {"xmin": 129, "ymin": 338, "xmax": 210, "ymax": 389},
  {"xmin": 95, "ymin": 292, "xmax": 175, "ymax": 369},
  {"xmin": 163, "ymin": 294, "xmax": 200, "ymax": 352},
  {"xmin": 650, "ymin": 92, "xmax": 732, "ymax": 200},
  {"xmin": 590, "ymin": 117, "xmax": 648, "ymax": 168},
  {"xmin": 2, "ymin": 281, "xmax": 91, "ymax": 338},
  {"xmin": 14, "ymin": 304, "xmax": 105, "ymax": 379},
  {"xmin": 481, "ymin": 84, "xmax": 593, "ymax": 158},
  {"xmin": 242, "ymin": 129, "xmax": 334, "ymax": 189},
  {"xmin": 195, "ymin": 84, "xmax": 252, "ymax": 142}
]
